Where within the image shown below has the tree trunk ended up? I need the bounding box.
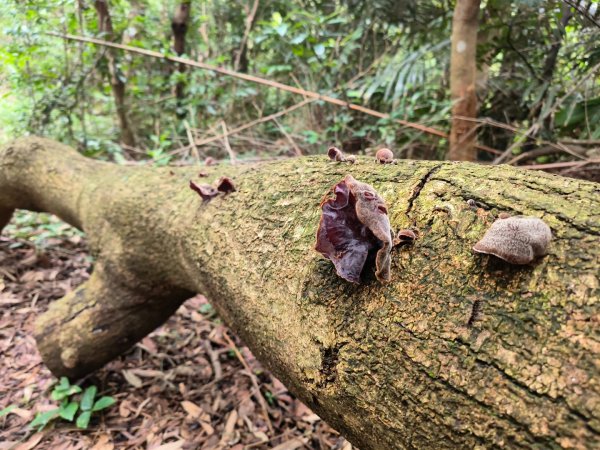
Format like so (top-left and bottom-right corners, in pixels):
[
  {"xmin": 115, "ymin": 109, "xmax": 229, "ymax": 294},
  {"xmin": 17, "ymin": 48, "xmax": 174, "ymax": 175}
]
[
  {"xmin": 234, "ymin": 0, "xmax": 259, "ymax": 73},
  {"xmin": 171, "ymin": 1, "xmax": 191, "ymax": 118},
  {"xmin": 1, "ymin": 137, "xmax": 599, "ymax": 450},
  {"xmin": 449, "ymin": 0, "xmax": 480, "ymax": 161},
  {"xmin": 94, "ymin": 0, "xmax": 136, "ymax": 148}
]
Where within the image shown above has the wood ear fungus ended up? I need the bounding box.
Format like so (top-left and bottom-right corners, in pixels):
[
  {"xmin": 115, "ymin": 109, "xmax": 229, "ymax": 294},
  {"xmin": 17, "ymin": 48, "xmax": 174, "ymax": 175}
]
[
  {"xmin": 190, "ymin": 176, "xmax": 236, "ymax": 202},
  {"xmin": 473, "ymin": 216, "xmax": 552, "ymax": 265},
  {"xmin": 328, "ymin": 146, "xmax": 345, "ymax": 161},
  {"xmin": 315, "ymin": 175, "xmax": 392, "ymax": 283},
  {"xmin": 216, "ymin": 176, "xmax": 236, "ymax": 193},
  {"xmin": 189, "ymin": 181, "xmax": 219, "ymax": 202}
]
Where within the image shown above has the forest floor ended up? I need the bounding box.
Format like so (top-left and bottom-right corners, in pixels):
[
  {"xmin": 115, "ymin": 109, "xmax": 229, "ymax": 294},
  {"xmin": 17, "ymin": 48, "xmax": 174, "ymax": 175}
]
[{"xmin": 0, "ymin": 214, "xmax": 352, "ymax": 450}]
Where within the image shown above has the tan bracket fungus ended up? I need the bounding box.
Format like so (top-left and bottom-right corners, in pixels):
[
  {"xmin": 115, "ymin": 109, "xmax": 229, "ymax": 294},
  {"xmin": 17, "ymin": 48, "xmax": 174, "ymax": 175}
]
[{"xmin": 473, "ymin": 216, "xmax": 552, "ymax": 264}]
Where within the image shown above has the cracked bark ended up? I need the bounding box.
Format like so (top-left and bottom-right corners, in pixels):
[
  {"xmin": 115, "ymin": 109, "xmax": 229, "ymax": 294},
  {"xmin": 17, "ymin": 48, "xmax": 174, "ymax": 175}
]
[
  {"xmin": 1, "ymin": 137, "xmax": 599, "ymax": 450},
  {"xmin": 404, "ymin": 164, "xmax": 443, "ymax": 216}
]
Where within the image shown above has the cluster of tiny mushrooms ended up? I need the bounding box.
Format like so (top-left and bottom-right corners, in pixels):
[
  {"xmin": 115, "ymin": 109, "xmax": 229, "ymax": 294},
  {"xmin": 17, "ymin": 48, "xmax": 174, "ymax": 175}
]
[{"xmin": 189, "ymin": 146, "xmax": 552, "ymax": 284}]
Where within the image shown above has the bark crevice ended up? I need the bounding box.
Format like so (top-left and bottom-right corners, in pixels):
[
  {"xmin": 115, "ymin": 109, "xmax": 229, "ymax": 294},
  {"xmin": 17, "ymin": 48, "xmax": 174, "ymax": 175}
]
[{"xmin": 404, "ymin": 164, "xmax": 444, "ymax": 216}]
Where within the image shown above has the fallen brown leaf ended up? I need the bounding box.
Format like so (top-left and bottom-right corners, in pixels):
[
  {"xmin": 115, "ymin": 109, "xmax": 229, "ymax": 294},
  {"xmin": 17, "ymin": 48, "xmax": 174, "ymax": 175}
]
[
  {"xmin": 89, "ymin": 434, "xmax": 114, "ymax": 450},
  {"xmin": 180, "ymin": 400, "xmax": 202, "ymax": 419},
  {"xmin": 270, "ymin": 437, "xmax": 307, "ymax": 450},
  {"xmin": 122, "ymin": 369, "xmax": 143, "ymax": 388},
  {"xmin": 149, "ymin": 440, "xmax": 185, "ymax": 450},
  {"xmin": 14, "ymin": 432, "xmax": 44, "ymax": 450}
]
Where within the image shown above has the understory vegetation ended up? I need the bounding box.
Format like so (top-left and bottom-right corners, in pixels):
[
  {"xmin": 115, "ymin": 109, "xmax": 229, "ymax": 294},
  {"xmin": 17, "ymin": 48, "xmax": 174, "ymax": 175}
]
[{"xmin": 0, "ymin": 0, "xmax": 598, "ymax": 178}]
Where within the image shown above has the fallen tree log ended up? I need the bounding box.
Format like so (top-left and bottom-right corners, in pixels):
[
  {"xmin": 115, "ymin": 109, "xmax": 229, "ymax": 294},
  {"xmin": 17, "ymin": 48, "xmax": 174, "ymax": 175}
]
[{"xmin": 1, "ymin": 136, "xmax": 599, "ymax": 449}]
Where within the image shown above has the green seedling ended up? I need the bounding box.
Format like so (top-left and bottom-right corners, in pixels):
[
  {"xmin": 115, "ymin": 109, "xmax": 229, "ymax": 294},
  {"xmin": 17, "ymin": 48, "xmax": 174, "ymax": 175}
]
[{"xmin": 29, "ymin": 377, "xmax": 116, "ymax": 431}]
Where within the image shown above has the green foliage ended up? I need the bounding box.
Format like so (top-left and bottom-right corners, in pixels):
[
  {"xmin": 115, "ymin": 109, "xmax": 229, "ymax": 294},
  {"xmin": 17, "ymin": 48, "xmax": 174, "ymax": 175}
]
[
  {"xmin": 199, "ymin": 302, "xmax": 215, "ymax": 318},
  {"xmin": 51, "ymin": 376, "xmax": 82, "ymax": 401},
  {"xmin": 29, "ymin": 408, "xmax": 60, "ymax": 431},
  {"xmin": 3, "ymin": 210, "xmax": 84, "ymax": 248},
  {"xmin": 0, "ymin": 0, "xmax": 598, "ymax": 161},
  {"xmin": 556, "ymin": 97, "xmax": 600, "ymax": 137},
  {"xmin": 0, "ymin": 405, "xmax": 17, "ymax": 417},
  {"xmin": 264, "ymin": 389, "xmax": 276, "ymax": 406},
  {"xmin": 29, "ymin": 377, "xmax": 116, "ymax": 431}
]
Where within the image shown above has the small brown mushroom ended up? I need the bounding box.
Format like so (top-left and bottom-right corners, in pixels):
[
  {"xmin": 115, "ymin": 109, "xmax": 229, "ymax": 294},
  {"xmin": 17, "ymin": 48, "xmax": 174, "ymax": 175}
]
[
  {"xmin": 375, "ymin": 148, "xmax": 394, "ymax": 164},
  {"xmin": 327, "ymin": 146, "xmax": 345, "ymax": 162},
  {"xmin": 394, "ymin": 229, "xmax": 418, "ymax": 246},
  {"xmin": 204, "ymin": 156, "xmax": 217, "ymax": 166},
  {"xmin": 473, "ymin": 216, "xmax": 552, "ymax": 264},
  {"xmin": 315, "ymin": 175, "xmax": 392, "ymax": 283},
  {"xmin": 327, "ymin": 146, "xmax": 356, "ymax": 163},
  {"xmin": 189, "ymin": 180, "xmax": 219, "ymax": 202},
  {"xmin": 216, "ymin": 176, "xmax": 236, "ymax": 194}
]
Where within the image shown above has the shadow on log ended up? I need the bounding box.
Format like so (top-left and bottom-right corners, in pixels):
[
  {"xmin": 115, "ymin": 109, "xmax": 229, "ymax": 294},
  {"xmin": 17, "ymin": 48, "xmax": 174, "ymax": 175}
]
[{"xmin": 1, "ymin": 137, "xmax": 599, "ymax": 449}]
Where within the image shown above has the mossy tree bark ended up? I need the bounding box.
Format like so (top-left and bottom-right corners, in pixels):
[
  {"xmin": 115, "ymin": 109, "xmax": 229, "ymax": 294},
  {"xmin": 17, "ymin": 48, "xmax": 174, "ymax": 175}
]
[{"xmin": 1, "ymin": 137, "xmax": 599, "ymax": 449}]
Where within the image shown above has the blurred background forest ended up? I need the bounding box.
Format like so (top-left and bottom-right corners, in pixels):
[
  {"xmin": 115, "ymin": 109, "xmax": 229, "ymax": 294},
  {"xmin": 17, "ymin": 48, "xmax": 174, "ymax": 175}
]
[{"xmin": 0, "ymin": 0, "xmax": 599, "ymax": 178}]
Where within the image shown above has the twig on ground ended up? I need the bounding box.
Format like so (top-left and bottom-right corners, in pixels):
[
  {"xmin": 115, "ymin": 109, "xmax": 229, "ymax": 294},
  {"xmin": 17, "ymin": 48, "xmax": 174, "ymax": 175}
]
[
  {"xmin": 492, "ymin": 60, "xmax": 600, "ymax": 164},
  {"xmin": 453, "ymin": 115, "xmax": 589, "ymax": 161},
  {"xmin": 220, "ymin": 121, "xmax": 237, "ymax": 164},
  {"xmin": 184, "ymin": 120, "xmax": 200, "ymax": 163},
  {"xmin": 520, "ymin": 158, "xmax": 600, "ymax": 170},
  {"xmin": 505, "ymin": 144, "xmax": 587, "ymax": 165},
  {"xmin": 203, "ymin": 340, "xmax": 223, "ymax": 380},
  {"xmin": 223, "ymin": 331, "xmax": 274, "ymax": 434},
  {"xmin": 234, "ymin": 0, "xmax": 259, "ymax": 71},
  {"xmin": 560, "ymin": 138, "xmax": 600, "ymax": 146},
  {"xmin": 272, "ymin": 117, "xmax": 303, "ymax": 156}
]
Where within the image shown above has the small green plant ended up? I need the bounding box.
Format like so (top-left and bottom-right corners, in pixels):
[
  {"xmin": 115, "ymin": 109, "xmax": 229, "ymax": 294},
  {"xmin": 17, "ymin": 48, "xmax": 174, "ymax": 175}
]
[
  {"xmin": 199, "ymin": 302, "xmax": 215, "ymax": 317},
  {"xmin": 0, "ymin": 404, "xmax": 17, "ymax": 417},
  {"xmin": 263, "ymin": 389, "xmax": 276, "ymax": 406},
  {"xmin": 29, "ymin": 377, "xmax": 116, "ymax": 431},
  {"xmin": 3, "ymin": 210, "xmax": 84, "ymax": 248}
]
